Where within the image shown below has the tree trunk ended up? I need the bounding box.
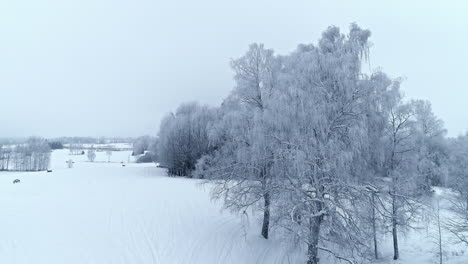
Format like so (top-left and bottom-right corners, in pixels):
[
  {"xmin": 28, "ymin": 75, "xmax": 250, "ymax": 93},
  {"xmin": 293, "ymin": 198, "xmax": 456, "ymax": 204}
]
[
  {"xmin": 306, "ymin": 217, "xmax": 322, "ymax": 264},
  {"xmin": 261, "ymin": 191, "xmax": 271, "ymax": 239},
  {"xmin": 437, "ymin": 199, "xmax": 443, "ymax": 264},
  {"xmin": 392, "ymin": 195, "xmax": 399, "ymax": 260},
  {"xmin": 465, "ymin": 195, "xmax": 468, "ymax": 212},
  {"xmin": 371, "ymin": 193, "xmax": 378, "ymax": 259}
]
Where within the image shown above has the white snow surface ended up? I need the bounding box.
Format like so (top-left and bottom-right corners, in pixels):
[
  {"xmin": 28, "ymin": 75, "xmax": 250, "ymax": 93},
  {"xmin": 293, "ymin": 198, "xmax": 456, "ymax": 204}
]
[
  {"xmin": 0, "ymin": 150, "xmax": 301, "ymax": 264},
  {"xmin": 0, "ymin": 149, "xmax": 466, "ymax": 264}
]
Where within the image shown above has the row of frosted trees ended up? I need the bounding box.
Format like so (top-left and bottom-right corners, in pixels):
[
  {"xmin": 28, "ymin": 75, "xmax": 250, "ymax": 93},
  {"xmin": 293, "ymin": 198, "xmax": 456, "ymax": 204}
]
[
  {"xmin": 0, "ymin": 137, "xmax": 51, "ymax": 171},
  {"xmin": 156, "ymin": 24, "xmax": 453, "ymax": 263}
]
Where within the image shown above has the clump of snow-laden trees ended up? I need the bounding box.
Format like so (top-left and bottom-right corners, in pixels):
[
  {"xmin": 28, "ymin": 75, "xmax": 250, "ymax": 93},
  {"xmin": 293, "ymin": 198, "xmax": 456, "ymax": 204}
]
[
  {"xmin": 0, "ymin": 137, "xmax": 51, "ymax": 171},
  {"xmin": 132, "ymin": 135, "xmax": 158, "ymax": 163},
  {"xmin": 155, "ymin": 24, "xmax": 454, "ymax": 263},
  {"xmin": 444, "ymin": 134, "xmax": 468, "ymax": 247},
  {"xmin": 132, "ymin": 135, "xmax": 152, "ymax": 156},
  {"xmin": 157, "ymin": 102, "xmax": 216, "ymax": 176}
]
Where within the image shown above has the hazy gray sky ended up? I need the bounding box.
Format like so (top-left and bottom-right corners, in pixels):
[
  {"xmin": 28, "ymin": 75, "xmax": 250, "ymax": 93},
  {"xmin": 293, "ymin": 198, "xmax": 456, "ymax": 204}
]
[{"xmin": 0, "ymin": 0, "xmax": 466, "ymax": 138}]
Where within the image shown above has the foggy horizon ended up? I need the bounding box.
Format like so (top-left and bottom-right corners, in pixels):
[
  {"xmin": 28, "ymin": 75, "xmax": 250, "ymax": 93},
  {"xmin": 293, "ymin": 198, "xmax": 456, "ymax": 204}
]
[{"xmin": 1, "ymin": 0, "xmax": 467, "ymax": 138}]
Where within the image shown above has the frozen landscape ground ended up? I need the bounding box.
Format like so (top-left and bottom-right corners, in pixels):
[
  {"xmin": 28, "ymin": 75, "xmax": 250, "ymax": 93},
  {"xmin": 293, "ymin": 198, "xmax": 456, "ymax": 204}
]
[
  {"xmin": 0, "ymin": 149, "xmax": 465, "ymax": 264},
  {"xmin": 0, "ymin": 149, "xmax": 302, "ymax": 264}
]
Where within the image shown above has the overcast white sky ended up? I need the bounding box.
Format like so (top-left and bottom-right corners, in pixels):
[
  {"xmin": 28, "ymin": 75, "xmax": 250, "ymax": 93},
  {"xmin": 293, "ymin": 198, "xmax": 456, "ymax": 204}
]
[{"xmin": 0, "ymin": 0, "xmax": 466, "ymax": 138}]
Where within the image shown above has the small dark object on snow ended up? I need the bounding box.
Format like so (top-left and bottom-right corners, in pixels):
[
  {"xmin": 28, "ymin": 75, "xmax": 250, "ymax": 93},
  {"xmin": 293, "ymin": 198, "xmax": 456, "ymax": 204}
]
[
  {"xmin": 47, "ymin": 170, "xmax": 53, "ymax": 173},
  {"xmin": 122, "ymin": 164, "xmax": 126, "ymax": 167},
  {"xmin": 13, "ymin": 179, "xmax": 20, "ymax": 184}
]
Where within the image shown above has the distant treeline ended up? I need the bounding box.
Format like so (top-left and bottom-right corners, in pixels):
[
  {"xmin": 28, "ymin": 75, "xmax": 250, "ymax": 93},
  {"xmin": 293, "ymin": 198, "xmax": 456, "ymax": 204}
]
[
  {"xmin": 0, "ymin": 138, "xmax": 28, "ymax": 145},
  {"xmin": 0, "ymin": 137, "xmax": 51, "ymax": 171},
  {"xmin": 1, "ymin": 137, "xmax": 136, "ymax": 146},
  {"xmin": 51, "ymin": 137, "xmax": 135, "ymax": 145}
]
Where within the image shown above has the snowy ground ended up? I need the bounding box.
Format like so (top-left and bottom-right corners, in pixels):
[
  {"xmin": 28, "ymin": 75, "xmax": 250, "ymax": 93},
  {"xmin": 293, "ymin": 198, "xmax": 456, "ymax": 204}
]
[
  {"xmin": 0, "ymin": 149, "xmax": 466, "ymax": 264},
  {"xmin": 376, "ymin": 187, "xmax": 467, "ymax": 264},
  {"xmin": 0, "ymin": 149, "xmax": 301, "ymax": 264}
]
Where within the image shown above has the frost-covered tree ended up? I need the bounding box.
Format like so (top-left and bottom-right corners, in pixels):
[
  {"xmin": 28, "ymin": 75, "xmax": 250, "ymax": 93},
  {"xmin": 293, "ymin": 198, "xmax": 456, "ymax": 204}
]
[
  {"xmin": 412, "ymin": 100, "xmax": 448, "ymax": 188},
  {"xmin": 195, "ymin": 43, "xmax": 281, "ymax": 239},
  {"xmin": 266, "ymin": 24, "xmax": 384, "ymax": 263},
  {"xmin": 106, "ymin": 150, "xmax": 112, "ymax": 162},
  {"xmin": 350, "ymin": 83, "xmax": 446, "ymax": 261},
  {"xmin": 87, "ymin": 148, "xmax": 96, "ymax": 162},
  {"xmin": 350, "ymin": 72, "xmax": 402, "ymax": 260},
  {"xmin": 375, "ymin": 99, "xmax": 444, "ymax": 260},
  {"xmin": 383, "ymin": 102, "xmax": 419, "ymax": 260}
]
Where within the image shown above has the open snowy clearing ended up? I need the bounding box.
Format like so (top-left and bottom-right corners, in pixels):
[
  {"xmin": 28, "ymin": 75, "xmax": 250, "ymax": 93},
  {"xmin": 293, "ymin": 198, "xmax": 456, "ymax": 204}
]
[
  {"xmin": 0, "ymin": 150, "xmax": 302, "ymax": 264},
  {"xmin": 0, "ymin": 149, "xmax": 465, "ymax": 264}
]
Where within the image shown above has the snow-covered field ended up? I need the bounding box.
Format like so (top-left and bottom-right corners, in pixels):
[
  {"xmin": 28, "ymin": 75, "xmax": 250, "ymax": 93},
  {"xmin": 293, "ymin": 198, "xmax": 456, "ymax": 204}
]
[
  {"xmin": 0, "ymin": 149, "xmax": 301, "ymax": 264},
  {"xmin": 0, "ymin": 149, "xmax": 466, "ymax": 264}
]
